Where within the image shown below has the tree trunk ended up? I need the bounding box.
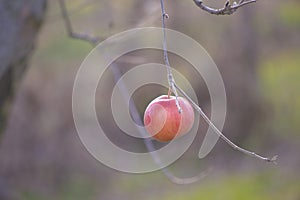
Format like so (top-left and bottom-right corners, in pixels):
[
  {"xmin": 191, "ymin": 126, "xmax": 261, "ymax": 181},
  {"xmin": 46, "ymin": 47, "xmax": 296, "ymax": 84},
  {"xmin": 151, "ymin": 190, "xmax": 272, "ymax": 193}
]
[{"xmin": 0, "ymin": 0, "xmax": 47, "ymax": 135}]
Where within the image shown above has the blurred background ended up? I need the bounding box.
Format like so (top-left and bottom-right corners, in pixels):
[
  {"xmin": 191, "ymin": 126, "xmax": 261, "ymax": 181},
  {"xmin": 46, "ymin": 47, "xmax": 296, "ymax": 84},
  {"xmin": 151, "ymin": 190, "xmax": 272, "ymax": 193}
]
[{"xmin": 0, "ymin": 0, "xmax": 300, "ymax": 199}]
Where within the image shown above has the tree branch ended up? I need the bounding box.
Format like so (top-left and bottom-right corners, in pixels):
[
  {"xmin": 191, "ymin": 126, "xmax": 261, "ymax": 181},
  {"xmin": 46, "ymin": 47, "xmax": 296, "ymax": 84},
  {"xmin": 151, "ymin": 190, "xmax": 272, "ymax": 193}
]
[
  {"xmin": 193, "ymin": 0, "xmax": 256, "ymax": 15},
  {"xmin": 58, "ymin": 0, "xmax": 101, "ymax": 45},
  {"xmin": 174, "ymin": 83, "xmax": 278, "ymax": 164}
]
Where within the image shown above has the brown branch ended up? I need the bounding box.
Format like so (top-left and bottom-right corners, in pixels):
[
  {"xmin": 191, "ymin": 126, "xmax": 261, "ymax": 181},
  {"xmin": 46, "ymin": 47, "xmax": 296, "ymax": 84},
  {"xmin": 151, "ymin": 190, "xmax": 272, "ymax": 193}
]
[
  {"xmin": 193, "ymin": 0, "xmax": 256, "ymax": 15},
  {"xmin": 174, "ymin": 83, "xmax": 278, "ymax": 164},
  {"xmin": 58, "ymin": 0, "xmax": 101, "ymax": 45}
]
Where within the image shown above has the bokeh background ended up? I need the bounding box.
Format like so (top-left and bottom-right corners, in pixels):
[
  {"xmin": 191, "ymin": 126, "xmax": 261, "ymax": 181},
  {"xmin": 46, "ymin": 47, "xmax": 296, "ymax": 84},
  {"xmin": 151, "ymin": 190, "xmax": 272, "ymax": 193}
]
[{"xmin": 0, "ymin": 0, "xmax": 300, "ymax": 199}]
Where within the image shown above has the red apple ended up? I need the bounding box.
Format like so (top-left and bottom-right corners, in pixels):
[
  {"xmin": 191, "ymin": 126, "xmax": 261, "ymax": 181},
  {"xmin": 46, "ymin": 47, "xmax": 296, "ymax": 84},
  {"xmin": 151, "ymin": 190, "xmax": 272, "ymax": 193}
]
[{"xmin": 144, "ymin": 95, "xmax": 194, "ymax": 142}]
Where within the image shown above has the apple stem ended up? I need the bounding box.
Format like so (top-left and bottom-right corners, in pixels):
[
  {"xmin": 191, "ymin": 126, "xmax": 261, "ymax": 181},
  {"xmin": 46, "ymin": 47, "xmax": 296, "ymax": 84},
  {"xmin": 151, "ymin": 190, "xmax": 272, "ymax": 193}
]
[
  {"xmin": 174, "ymin": 82, "xmax": 278, "ymax": 164},
  {"xmin": 168, "ymin": 87, "xmax": 171, "ymax": 98}
]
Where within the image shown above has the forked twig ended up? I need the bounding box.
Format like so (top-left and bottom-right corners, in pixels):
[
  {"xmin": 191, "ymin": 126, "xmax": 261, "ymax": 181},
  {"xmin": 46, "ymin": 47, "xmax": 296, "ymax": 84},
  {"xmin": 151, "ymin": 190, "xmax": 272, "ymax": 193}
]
[{"xmin": 193, "ymin": 0, "xmax": 257, "ymax": 15}]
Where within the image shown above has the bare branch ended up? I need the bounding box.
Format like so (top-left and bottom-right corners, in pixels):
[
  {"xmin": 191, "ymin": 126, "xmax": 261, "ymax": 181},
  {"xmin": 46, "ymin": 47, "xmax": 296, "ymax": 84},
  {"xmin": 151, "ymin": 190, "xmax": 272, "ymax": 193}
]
[
  {"xmin": 58, "ymin": 0, "xmax": 101, "ymax": 45},
  {"xmin": 193, "ymin": 0, "xmax": 256, "ymax": 15},
  {"xmin": 174, "ymin": 83, "xmax": 278, "ymax": 164}
]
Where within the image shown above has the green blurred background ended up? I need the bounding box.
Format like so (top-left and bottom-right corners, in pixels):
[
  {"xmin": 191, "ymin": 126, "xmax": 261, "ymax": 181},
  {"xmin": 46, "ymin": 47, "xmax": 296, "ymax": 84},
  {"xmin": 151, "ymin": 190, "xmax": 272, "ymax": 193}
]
[{"xmin": 0, "ymin": 0, "xmax": 300, "ymax": 199}]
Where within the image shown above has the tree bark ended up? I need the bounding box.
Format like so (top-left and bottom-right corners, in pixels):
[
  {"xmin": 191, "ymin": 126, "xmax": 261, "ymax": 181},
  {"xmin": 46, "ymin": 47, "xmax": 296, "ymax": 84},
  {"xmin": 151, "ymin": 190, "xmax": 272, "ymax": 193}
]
[{"xmin": 0, "ymin": 0, "xmax": 47, "ymax": 135}]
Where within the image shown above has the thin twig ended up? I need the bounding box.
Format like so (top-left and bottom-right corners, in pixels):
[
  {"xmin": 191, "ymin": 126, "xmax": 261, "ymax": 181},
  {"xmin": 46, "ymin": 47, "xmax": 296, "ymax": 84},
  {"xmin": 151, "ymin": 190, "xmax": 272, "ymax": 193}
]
[
  {"xmin": 58, "ymin": 0, "xmax": 101, "ymax": 45},
  {"xmin": 174, "ymin": 83, "xmax": 278, "ymax": 164},
  {"xmin": 159, "ymin": 0, "xmax": 182, "ymax": 113},
  {"xmin": 193, "ymin": 0, "xmax": 256, "ymax": 15}
]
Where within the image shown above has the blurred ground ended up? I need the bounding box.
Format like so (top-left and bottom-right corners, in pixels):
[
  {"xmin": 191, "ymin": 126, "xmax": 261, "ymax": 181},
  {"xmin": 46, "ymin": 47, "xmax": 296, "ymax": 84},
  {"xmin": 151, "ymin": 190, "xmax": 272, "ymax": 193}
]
[{"xmin": 0, "ymin": 0, "xmax": 300, "ymax": 199}]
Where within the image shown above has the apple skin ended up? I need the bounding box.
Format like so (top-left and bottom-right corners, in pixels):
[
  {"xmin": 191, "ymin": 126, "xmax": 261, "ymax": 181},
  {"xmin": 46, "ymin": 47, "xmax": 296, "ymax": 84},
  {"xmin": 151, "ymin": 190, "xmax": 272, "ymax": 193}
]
[{"xmin": 144, "ymin": 95, "xmax": 194, "ymax": 142}]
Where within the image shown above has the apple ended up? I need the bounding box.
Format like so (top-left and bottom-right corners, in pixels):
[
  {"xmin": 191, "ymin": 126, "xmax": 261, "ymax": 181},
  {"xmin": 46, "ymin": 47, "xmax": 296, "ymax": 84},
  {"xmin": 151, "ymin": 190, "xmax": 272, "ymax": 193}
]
[{"xmin": 144, "ymin": 95, "xmax": 194, "ymax": 142}]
